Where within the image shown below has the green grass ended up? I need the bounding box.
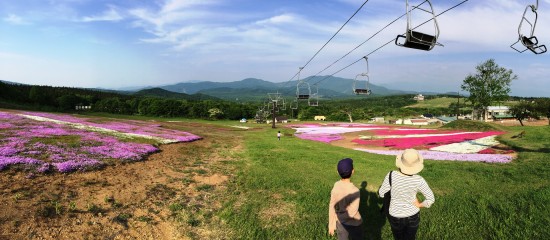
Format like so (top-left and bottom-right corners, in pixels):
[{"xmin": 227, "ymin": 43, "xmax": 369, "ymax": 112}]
[
  {"xmin": 442, "ymin": 120, "xmax": 504, "ymax": 131},
  {"xmin": 219, "ymin": 124, "xmax": 550, "ymax": 239},
  {"xmin": 406, "ymin": 97, "xmax": 460, "ymax": 108}
]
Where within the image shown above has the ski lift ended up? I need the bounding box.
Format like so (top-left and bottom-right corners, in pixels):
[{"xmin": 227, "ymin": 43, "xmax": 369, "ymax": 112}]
[
  {"xmin": 290, "ymin": 99, "xmax": 298, "ymax": 110},
  {"xmin": 395, "ymin": 0, "xmax": 442, "ymax": 51},
  {"xmin": 279, "ymin": 98, "xmax": 287, "ymax": 111},
  {"xmin": 309, "ymin": 84, "xmax": 319, "ymax": 106},
  {"xmin": 296, "ymin": 67, "xmax": 311, "ymax": 100},
  {"xmin": 353, "ymin": 57, "xmax": 372, "ymax": 95},
  {"xmin": 511, "ymin": 0, "xmax": 546, "ymax": 54}
]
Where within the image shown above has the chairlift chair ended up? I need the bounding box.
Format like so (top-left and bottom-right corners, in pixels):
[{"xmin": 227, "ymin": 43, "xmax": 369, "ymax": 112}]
[
  {"xmin": 290, "ymin": 99, "xmax": 298, "ymax": 110},
  {"xmin": 395, "ymin": 0, "xmax": 442, "ymax": 51},
  {"xmin": 309, "ymin": 84, "xmax": 319, "ymax": 106},
  {"xmin": 280, "ymin": 98, "xmax": 287, "ymax": 111},
  {"xmin": 295, "ymin": 67, "xmax": 311, "ymax": 100},
  {"xmin": 353, "ymin": 57, "xmax": 372, "ymax": 95},
  {"xmin": 510, "ymin": 0, "xmax": 547, "ymax": 54}
]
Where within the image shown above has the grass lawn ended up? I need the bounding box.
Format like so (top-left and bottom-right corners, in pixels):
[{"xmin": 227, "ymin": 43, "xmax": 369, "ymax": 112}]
[
  {"xmin": 406, "ymin": 97, "xmax": 461, "ymax": 108},
  {"xmin": 220, "ymin": 123, "xmax": 550, "ymax": 239}
]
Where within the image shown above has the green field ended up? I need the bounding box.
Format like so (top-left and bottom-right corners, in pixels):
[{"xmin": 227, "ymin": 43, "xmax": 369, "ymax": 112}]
[
  {"xmin": 219, "ymin": 122, "xmax": 550, "ymax": 239},
  {"xmin": 2, "ymin": 110, "xmax": 548, "ymax": 239},
  {"xmin": 406, "ymin": 97, "xmax": 461, "ymax": 108}
]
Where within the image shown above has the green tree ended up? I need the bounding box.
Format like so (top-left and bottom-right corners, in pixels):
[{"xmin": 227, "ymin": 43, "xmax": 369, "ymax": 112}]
[
  {"xmin": 208, "ymin": 108, "xmax": 224, "ymax": 119},
  {"xmin": 509, "ymin": 101, "xmax": 534, "ymax": 126},
  {"xmin": 461, "ymin": 59, "xmax": 517, "ymax": 121},
  {"xmin": 57, "ymin": 94, "xmax": 83, "ymax": 111},
  {"xmin": 534, "ymin": 98, "xmax": 550, "ymax": 125}
]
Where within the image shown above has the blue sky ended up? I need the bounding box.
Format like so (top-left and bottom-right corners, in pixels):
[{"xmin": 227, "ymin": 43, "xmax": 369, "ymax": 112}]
[{"xmin": 1, "ymin": 0, "xmax": 549, "ymax": 97}]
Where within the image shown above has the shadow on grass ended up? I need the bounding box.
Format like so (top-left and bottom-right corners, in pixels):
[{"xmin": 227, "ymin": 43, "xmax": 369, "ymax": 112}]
[
  {"xmin": 360, "ymin": 181, "xmax": 387, "ymax": 240},
  {"xmin": 512, "ymin": 147, "xmax": 550, "ymax": 154}
]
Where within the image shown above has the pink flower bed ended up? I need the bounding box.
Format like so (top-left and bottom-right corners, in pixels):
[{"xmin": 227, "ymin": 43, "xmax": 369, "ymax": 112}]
[
  {"xmin": 289, "ymin": 123, "xmax": 513, "ymax": 163},
  {"xmin": 0, "ymin": 112, "xmax": 161, "ymax": 173},
  {"xmin": 296, "ymin": 134, "xmax": 343, "ymax": 143},
  {"xmin": 356, "ymin": 149, "xmax": 512, "ymax": 163},
  {"xmin": 370, "ymin": 129, "xmax": 444, "ymax": 135},
  {"xmin": 352, "ymin": 131, "xmax": 505, "ymax": 149}
]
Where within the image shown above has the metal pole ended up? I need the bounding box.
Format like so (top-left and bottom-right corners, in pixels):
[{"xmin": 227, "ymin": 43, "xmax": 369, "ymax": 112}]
[
  {"xmin": 457, "ymin": 91, "xmax": 460, "ymax": 120},
  {"xmin": 272, "ymin": 101, "xmax": 276, "ymax": 128}
]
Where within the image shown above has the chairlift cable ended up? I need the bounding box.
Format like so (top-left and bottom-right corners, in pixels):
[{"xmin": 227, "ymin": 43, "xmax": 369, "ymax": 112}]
[
  {"xmin": 280, "ymin": 0, "xmax": 370, "ymax": 89},
  {"xmin": 310, "ymin": 0, "xmax": 470, "ymax": 87},
  {"xmin": 305, "ymin": 1, "xmax": 428, "ymax": 81}
]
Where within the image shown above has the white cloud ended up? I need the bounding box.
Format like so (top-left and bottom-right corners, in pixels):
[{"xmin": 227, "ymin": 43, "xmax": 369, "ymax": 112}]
[
  {"xmin": 3, "ymin": 14, "xmax": 30, "ymax": 25},
  {"xmin": 81, "ymin": 6, "xmax": 123, "ymax": 22},
  {"xmin": 255, "ymin": 14, "xmax": 296, "ymax": 25}
]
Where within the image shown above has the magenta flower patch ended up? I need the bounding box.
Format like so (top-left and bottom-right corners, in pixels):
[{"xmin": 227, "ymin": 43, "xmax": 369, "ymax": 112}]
[
  {"xmin": 289, "ymin": 122, "xmax": 513, "ymax": 163},
  {"xmin": 0, "ymin": 111, "xmax": 167, "ymax": 173}
]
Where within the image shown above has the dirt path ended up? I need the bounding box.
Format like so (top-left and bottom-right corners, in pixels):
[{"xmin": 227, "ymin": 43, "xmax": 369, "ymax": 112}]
[{"xmin": 0, "ymin": 121, "xmax": 245, "ymax": 239}]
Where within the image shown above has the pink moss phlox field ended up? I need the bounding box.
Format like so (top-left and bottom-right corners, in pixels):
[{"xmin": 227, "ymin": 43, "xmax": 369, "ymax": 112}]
[
  {"xmin": 21, "ymin": 111, "xmax": 201, "ymax": 142},
  {"xmin": 296, "ymin": 134, "xmax": 344, "ymax": 143},
  {"xmin": 291, "ymin": 123, "xmax": 386, "ymax": 143},
  {"xmin": 0, "ymin": 112, "xmax": 160, "ymax": 173},
  {"xmin": 352, "ymin": 131, "xmax": 505, "ymax": 149},
  {"xmin": 370, "ymin": 129, "xmax": 445, "ymax": 135},
  {"xmin": 356, "ymin": 149, "xmax": 512, "ymax": 163}
]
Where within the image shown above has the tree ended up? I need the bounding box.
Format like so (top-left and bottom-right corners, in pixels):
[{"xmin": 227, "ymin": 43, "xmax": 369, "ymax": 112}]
[
  {"xmin": 509, "ymin": 101, "xmax": 534, "ymax": 126},
  {"xmin": 534, "ymin": 98, "xmax": 550, "ymax": 125},
  {"xmin": 461, "ymin": 59, "xmax": 517, "ymax": 121},
  {"xmin": 208, "ymin": 108, "xmax": 224, "ymax": 119}
]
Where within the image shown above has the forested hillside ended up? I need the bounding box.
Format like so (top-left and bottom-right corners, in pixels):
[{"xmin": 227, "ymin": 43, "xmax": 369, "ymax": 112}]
[{"xmin": 0, "ymin": 81, "xmax": 479, "ymax": 121}]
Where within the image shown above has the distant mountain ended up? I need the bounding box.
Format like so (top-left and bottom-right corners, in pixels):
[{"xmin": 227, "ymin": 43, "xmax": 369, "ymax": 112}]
[
  {"xmin": 134, "ymin": 88, "xmax": 220, "ymax": 101},
  {"xmin": 0, "ymin": 80, "xmax": 26, "ymax": 85},
  {"xmin": 161, "ymin": 78, "xmax": 279, "ymax": 94},
  {"xmin": 151, "ymin": 76, "xmax": 419, "ymax": 101}
]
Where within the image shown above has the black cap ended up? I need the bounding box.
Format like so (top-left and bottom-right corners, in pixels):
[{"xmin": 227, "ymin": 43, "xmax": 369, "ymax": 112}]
[{"xmin": 337, "ymin": 158, "xmax": 353, "ymax": 178}]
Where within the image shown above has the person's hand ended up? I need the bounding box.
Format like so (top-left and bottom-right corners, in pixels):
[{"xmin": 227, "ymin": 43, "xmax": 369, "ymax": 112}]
[
  {"xmin": 329, "ymin": 227, "xmax": 335, "ymax": 236},
  {"xmin": 413, "ymin": 199, "xmax": 423, "ymax": 208}
]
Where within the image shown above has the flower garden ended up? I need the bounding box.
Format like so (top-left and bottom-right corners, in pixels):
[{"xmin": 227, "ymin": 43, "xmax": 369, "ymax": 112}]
[
  {"xmin": 290, "ymin": 123, "xmax": 513, "ymax": 163},
  {"xmin": 0, "ymin": 111, "xmax": 201, "ymax": 173}
]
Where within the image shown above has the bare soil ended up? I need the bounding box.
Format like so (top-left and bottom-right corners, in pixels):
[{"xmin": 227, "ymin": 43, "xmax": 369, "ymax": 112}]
[
  {"xmin": 491, "ymin": 119, "xmax": 549, "ymax": 127},
  {"xmin": 0, "ymin": 121, "xmax": 245, "ymax": 240}
]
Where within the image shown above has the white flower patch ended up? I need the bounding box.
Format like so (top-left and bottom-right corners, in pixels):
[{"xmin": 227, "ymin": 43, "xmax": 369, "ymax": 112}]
[
  {"xmin": 230, "ymin": 125, "xmax": 250, "ymax": 129},
  {"xmin": 18, "ymin": 114, "xmax": 177, "ymax": 144},
  {"xmin": 430, "ymin": 136, "xmax": 500, "ymax": 153}
]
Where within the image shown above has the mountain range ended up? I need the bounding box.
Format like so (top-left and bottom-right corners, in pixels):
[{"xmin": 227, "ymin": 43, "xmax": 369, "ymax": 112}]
[
  {"xmin": 125, "ymin": 76, "xmax": 449, "ymax": 101},
  {"xmin": 2, "ymin": 77, "xmax": 454, "ymax": 102}
]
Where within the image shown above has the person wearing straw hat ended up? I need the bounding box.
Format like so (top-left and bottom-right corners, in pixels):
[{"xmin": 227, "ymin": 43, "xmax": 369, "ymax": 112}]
[{"xmin": 378, "ymin": 149, "xmax": 435, "ymax": 240}]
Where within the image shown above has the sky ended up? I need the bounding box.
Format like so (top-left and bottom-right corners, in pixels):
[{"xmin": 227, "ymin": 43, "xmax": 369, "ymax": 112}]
[{"xmin": 0, "ymin": 0, "xmax": 549, "ymax": 97}]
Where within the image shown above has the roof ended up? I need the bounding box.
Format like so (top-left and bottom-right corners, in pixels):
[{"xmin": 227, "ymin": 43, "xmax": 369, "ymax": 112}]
[
  {"xmin": 436, "ymin": 116, "xmax": 457, "ymax": 122},
  {"xmin": 487, "ymin": 106, "xmax": 510, "ymax": 111}
]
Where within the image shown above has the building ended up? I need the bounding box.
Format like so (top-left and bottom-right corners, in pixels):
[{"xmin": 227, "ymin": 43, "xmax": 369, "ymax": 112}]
[
  {"xmin": 413, "ymin": 94, "xmax": 425, "ymax": 101},
  {"xmin": 275, "ymin": 116, "xmax": 289, "ymax": 123},
  {"xmin": 436, "ymin": 116, "xmax": 457, "ymax": 124},
  {"xmin": 474, "ymin": 106, "xmax": 512, "ymax": 121},
  {"xmin": 370, "ymin": 117, "xmax": 385, "ymax": 123},
  {"xmin": 314, "ymin": 116, "xmax": 326, "ymax": 121}
]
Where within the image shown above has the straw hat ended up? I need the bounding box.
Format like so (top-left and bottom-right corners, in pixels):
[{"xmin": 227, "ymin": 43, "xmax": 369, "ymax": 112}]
[{"xmin": 396, "ymin": 149, "xmax": 424, "ymax": 175}]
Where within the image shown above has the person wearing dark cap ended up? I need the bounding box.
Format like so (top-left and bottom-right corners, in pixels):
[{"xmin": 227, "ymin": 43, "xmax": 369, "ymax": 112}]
[
  {"xmin": 328, "ymin": 158, "xmax": 363, "ymax": 240},
  {"xmin": 378, "ymin": 148, "xmax": 435, "ymax": 240}
]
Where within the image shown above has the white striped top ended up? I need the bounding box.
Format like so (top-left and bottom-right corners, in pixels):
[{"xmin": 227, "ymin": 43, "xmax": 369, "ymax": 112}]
[{"xmin": 378, "ymin": 171, "xmax": 435, "ymax": 218}]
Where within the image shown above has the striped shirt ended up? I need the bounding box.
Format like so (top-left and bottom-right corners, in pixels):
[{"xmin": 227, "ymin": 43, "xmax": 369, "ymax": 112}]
[{"xmin": 378, "ymin": 171, "xmax": 435, "ymax": 218}]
